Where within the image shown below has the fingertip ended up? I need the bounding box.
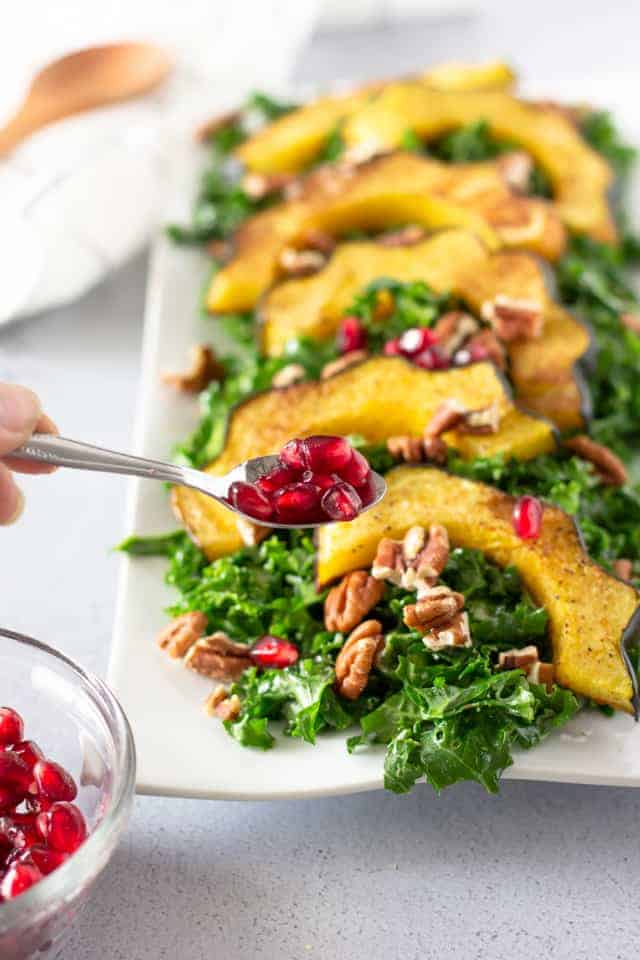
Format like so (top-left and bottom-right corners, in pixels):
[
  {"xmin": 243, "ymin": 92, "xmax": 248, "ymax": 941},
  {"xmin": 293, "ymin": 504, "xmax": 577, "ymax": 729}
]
[
  {"xmin": 0, "ymin": 383, "xmax": 42, "ymax": 455},
  {"xmin": 0, "ymin": 465, "xmax": 24, "ymax": 525}
]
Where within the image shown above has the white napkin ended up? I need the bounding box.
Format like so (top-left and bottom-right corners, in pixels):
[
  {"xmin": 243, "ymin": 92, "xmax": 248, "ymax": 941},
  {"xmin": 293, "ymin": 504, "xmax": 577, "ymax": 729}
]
[{"xmin": 0, "ymin": 0, "xmax": 319, "ymax": 325}]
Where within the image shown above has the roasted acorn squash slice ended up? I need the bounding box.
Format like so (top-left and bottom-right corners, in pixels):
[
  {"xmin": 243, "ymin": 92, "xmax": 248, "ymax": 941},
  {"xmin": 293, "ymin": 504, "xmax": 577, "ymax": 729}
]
[
  {"xmin": 260, "ymin": 229, "xmax": 590, "ymax": 430},
  {"xmin": 341, "ymin": 84, "xmax": 616, "ymax": 242},
  {"xmin": 316, "ymin": 465, "xmax": 639, "ymax": 713},
  {"xmin": 172, "ymin": 357, "xmax": 555, "ymax": 560},
  {"xmin": 206, "ymin": 152, "xmax": 565, "ymax": 313},
  {"xmin": 236, "ymin": 61, "xmax": 515, "ymax": 174}
]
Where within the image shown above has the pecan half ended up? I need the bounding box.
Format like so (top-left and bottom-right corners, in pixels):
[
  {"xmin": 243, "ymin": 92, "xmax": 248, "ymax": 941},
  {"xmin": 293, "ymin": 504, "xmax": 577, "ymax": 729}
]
[
  {"xmin": 184, "ymin": 632, "xmax": 253, "ymax": 681},
  {"xmin": 498, "ymin": 645, "xmax": 554, "ymax": 691},
  {"xmin": 204, "ymin": 687, "xmax": 241, "ymax": 722},
  {"xmin": 614, "ymin": 558, "xmax": 633, "ymax": 582},
  {"xmin": 497, "ymin": 151, "xmax": 534, "ymax": 193},
  {"xmin": 481, "ymin": 295, "xmax": 543, "ymax": 341},
  {"xmin": 386, "ymin": 434, "xmax": 428, "ymax": 463},
  {"xmin": 272, "ymin": 363, "xmax": 306, "ymax": 388},
  {"xmin": 457, "ymin": 401, "xmax": 501, "ymax": 435},
  {"xmin": 242, "ymin": 171, "xmax": 296, "ymax": 200},
  {"xmin": 621, "ymin": 312, "xmax": 640, "ymax": 335},
  {"xmin": 372, "ymin": 524, "xmax": 450, "ymax": 595},
  {"xmin": 424, "ymin": 399, "xmax": 501, "ymax": 439},
  {"xmin": 403, "ymin": 585, "xmax": 465, "ymax": 633},
  {"xmin": 162, "ymin": 345, "xmax": 225, "ymax": 393},
  {"xmin": 195, "ymin": 109, "xmax": 241, "ymax": 143},
  {"xmin": 432, "ymin": 310, "xmax": 479, "ymax": 355},
  {"xmin": 334, "ymin": 620, "xmax": 385, "ymax": 700},
  {"xmin": 321, "ymin": 349, "xmax": 368, "ymax": 380},
  {"xmin": 324, "ymin": 570, "xmax": 385, "ymax": 633},
  {"xmin": 465, "ymin": 328, "xmax": 507, "ymax": 370},
  {"xmin": 378, "ymin": 224, "xmax": 426, "ymax": 247},
  {"xmin": 236, "ymin": 517, "xmax": 272, "ymax": 547},
  {"xmin": 423, "ymin": 611, "xmax": 472, "ymax": 651},
  {"xmin": 279, "ymin": 247, "xmax": 327, "ymax": 277},
  {"xmin": 564, "ymin": 434, "xmax": 628, "ymax": 486},
  {"xmin": 157, "ymin": 611, "xmax": 207, "ymax": 659}
]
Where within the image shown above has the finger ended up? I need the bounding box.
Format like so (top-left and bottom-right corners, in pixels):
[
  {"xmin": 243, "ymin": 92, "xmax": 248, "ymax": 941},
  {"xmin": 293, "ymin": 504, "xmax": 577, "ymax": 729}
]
[
  {"xmin": 3, "ymin": 413, "xmax": 60, "ymax": 475},
  {"xmin": 0, "ymin": 384, "xmax": 42, "ymax": 456},
  {"xmin": 0, "ymin": 464, "xmax": 24, "ymax": 526}
]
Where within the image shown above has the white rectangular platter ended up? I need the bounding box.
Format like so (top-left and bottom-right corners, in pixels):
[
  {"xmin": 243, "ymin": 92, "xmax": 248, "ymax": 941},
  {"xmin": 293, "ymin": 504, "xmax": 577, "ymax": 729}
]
[{"xmin": 109, "ymin": 134, "xmax": 640, "ymax": 800}]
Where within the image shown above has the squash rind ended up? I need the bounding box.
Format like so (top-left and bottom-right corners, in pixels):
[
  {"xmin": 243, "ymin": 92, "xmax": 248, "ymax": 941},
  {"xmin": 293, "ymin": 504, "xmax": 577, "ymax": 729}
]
[
  {"xmin": 207, "ymin": 152, "xmax": 566, "ymax": 313},
  {"xmin": 341, "ymin": 84, "xmax": 616, "ymax": 243},
  {"xmin": 259, "ymin": 229, "xmax": 590, "ymax": 430},
  {"xmin": 315, "ymin": 465, "xmax": 639, "ymax": 713},
  {"xmin": 172, "ymin": 356, "xmax": 556, "ymax": 561}
]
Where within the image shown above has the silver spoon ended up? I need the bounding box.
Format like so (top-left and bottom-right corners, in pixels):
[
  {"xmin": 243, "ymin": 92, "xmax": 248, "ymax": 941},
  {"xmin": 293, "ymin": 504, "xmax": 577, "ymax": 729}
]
[{"xmin": 8, "ymin": 434, "xmax": 387, "ymax": 528}]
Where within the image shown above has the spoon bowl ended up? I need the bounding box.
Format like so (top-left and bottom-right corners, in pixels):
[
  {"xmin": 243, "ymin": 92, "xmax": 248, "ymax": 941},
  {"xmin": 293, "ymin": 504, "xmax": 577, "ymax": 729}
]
[
  {"xmin": 9, "ymin": 435, "xmax": 387, "ymax": 528},
  {"xmin": 0, "ymin": 43, "xmax": 173, "ymax": 156}
]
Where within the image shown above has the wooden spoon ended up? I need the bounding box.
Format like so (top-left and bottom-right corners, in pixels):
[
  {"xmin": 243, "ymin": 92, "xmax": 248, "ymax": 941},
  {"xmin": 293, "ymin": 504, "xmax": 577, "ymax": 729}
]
[{"xmin": 0, "ymin": 43, "xmax": 173, "ymax": 156}]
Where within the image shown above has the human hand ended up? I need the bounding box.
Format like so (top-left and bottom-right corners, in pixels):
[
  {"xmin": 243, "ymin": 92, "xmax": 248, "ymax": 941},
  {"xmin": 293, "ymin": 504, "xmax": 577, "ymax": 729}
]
[{"xmin": 0, "ymin": 383, "xmax": 57, "ymax": 525}]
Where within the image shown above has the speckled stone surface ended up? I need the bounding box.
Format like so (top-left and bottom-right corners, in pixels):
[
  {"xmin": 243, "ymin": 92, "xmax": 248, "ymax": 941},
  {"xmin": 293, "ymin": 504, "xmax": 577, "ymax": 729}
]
[{"xmin": 3, "ymin": 7, "xmax": 640, "ymax": 957}]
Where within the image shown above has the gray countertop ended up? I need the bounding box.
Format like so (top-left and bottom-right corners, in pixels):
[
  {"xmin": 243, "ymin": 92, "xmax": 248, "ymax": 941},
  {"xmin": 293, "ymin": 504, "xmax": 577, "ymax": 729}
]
[{"xmin": 3, "ymin": 8, "xmax": 640, "ymax": 958}]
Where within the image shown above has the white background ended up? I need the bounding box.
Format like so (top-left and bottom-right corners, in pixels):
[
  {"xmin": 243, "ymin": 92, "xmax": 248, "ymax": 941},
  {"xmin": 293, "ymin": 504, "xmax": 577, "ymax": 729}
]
[{"xmin": 2, "ymin": 5, "xmax": 640, "ymax": 958}]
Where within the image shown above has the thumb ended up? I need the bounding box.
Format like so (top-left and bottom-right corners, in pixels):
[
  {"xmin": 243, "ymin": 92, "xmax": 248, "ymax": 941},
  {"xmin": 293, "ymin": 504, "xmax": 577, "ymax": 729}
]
[{"xmin": 0, "ymin": 384, "xmax": 42, "ymax": 456}]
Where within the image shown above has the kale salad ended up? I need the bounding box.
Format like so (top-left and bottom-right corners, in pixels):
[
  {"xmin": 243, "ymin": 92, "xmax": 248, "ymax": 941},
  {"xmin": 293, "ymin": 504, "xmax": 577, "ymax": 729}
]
[{"xmin": 122, "ymin": 70, "xmax": 640, "ymax": 795}]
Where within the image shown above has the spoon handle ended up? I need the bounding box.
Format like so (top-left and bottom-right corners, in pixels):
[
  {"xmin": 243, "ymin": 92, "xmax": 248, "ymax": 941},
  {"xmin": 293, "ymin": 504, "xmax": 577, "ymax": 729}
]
[{"xmin": 9, "ymin": 433, "xmax": 192, "ymax": 486}]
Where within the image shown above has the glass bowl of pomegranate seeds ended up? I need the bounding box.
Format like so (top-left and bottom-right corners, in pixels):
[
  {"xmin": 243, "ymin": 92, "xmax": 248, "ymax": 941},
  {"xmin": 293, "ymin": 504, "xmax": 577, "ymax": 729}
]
[
  {"xmin": 228, "ymin": 435, "xmax": 385, "ymax": 527},
  {"xmin": 0, "ymin": 628, "xmax": 135, "ymax": 960}
]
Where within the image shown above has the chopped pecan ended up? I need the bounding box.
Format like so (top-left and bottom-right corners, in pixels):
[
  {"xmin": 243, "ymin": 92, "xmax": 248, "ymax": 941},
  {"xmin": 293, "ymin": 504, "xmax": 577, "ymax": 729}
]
[
  {"xmin": 242, "ymin": 171, "xmax": 296, "ymax": 200},
  {"xmin": 457, "ymin": 401, "xmax": 500, "ymax": 435},
  {"xmin": 465, "ymin": 328, "xmax": 507, "ymax": 370},
  {"xmin": 272, "ymin": 363, "xmax": 306, "ymax": 388},
  {"xmin": 564, "ymin": 434, "xmax": 628, "ymax": 486},
  {"xmin": 324, "ymin": 570, "xmax": 385, "ymax": 634},
  {"xmin": 432, "ymin": 310, "xmax": 479, "ymax": 355},
  {"xmin": 372, "ymin": 288, "xmax": 395, "ymax": 322},
  {"xmin": 424, "ymin": 399, "xmax": 501, "ymax": 439},
  {"xmin": 497, "ymin": 151, "xmax": 534, "ymax": 193},
  {"xmin": 386, "ymin": 434, "xmax": 429, "ymax": 463},
  {"xmin": 204, "ymin": 687, "xmax": 241, "ymax": 722},
  {"xmin": 279, "ymin": 247, "xmax": 327, "ymax": 277},
  {"xmin": 423, "ymin": 611, "xmax": 472, "ymax": 651},
  {"xmin": 195, "ymin": 109, "xmax": 241, "ymax": 143},
  {"xmin": 156, "ymin": 611, "xmax": 207, "ymax": 659},
  {"xmin": 403, "ymin": 585, "xmax": 465, "ymax": 633},
  {"xmin": 372, "ymin": 524, "xmax": 450, "ymax": 595},
  {"xmin": 184, "ymin": 632, "xmax": 252, "ymax": 681},
  {"xmin": 481, "ymin": 294, "xmax": 544, "ymax": 341},
  {"xmin": 378, "ymin": 224, "xmax": 426, "ymax": 247},
  {"xmin": 321, "ymin": 349, "xmax": 368, "ymax": 380},
  {"xmin": 422, "ymin": 436, "xmax": 449, "ymax": 463},
  {"xmin": 621, "ymin": 312, "xmax": 640, "ymax": 335},
  {"xmin": 236, "ymin": 517, "xmax": 272, "ymax": 547},
  {"xmin": 162, "ymin": 345, "xmax": 225, "ymax": 393},
  {"xmin": 498, "ymin": 645, "xmax": 554, "ymax": 690},
  {"xmin": 334, "ymin": 620, "xmax": 385, "ymax": 700},
  {"xmin": 299, "ymin": 228, "xmax": 336, "ymax": 256},
  {"xmin": 614, "ymin": 558, "xmax": 634, "ymax": 582}
]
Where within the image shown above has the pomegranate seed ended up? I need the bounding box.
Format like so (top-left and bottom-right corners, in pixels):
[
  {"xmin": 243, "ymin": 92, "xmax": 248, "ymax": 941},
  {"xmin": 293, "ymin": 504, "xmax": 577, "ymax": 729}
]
[
  {"xmin": 0, "ymin": 709, "xmax": 23, "ymax": 748},
  {"xmin": 280, "ymin": 438, "xmax": 308, "ymax": 471},
  {"xmin": 321, "ymin": 482, "xmax": 363, "ymax": 521},
  {"xmin": 38, "ymin": 802, "xmax": 87, "ymax": 854},
  {"xmin": 228, "ymin": 482, "xmax": 274, "ymax": 521},
  {"xmin": 453, "ymin": 348, "xmax": 471, "ymax": 366},
  {"xmin": 256, "ymin": 464, "xmax": 299, "ymax": 495},
  {"xmin": 273, "ymin": 483, "xmax": 321, "ymax": 524},
  {"xmin": 250, "ymin": 636, "xmax": 299, "ymax": 669},
  {"xmin": 0, "ymin": 751, "xmax": 32, "ymax": 798},
  {"xmin": 513, "ymin": 495, "xmax": 543, "ymax": 540},
  {"xmin": 301, "ymin": 471, "xmax": 338, "ymax": 492},
  {"xmin": 1, "ymin": 862, "xmax": 42, "ymax": 899},
  {"xmin": 12, "ymin": 740, "xmax": 44, "ymax": 772},
  {"xmin": 337, "ymin": 315, "xmax": 367, "ymax": 353},
  {"xmin": 304, "ymin": 436, "xmax": 352, "ymax": 473},
  {"xmin": 33, "ymin": 760, "xmax": 77, "ymax": 803},
  {"xmin": 413, "ymin": 346, "xmax": 450, "ymax": 370},
  {"xmin": 7, "ymin": 815, "xmax": 39, "ymax": 851},
  {"xmin": 468, "ymin": 342, "xmax": 490, "ymax": 363},
  {"xmin": 383, "ymin": 338, "xmax": 402, "ymax": 356},
  {"xmin": 27, "ymin": 845, "xmax": 68, "ymax": 877},
  {"xmin": 336, "ymin": 449, "xmax": 371, "ymax": 488},
  {"xmin": 0, "ymin": 786, "xmax": 18, "ymax": 813},
  {"xmin": 398, "ymin": 327, "xmax": 437, "ymax": 356}
]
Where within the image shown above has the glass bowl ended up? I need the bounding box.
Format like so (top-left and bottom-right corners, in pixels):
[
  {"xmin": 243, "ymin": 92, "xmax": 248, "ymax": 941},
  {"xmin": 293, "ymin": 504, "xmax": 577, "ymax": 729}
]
[{"xmin": 0, "ymin": 628, "xmax": 136, "ymax": 959}]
